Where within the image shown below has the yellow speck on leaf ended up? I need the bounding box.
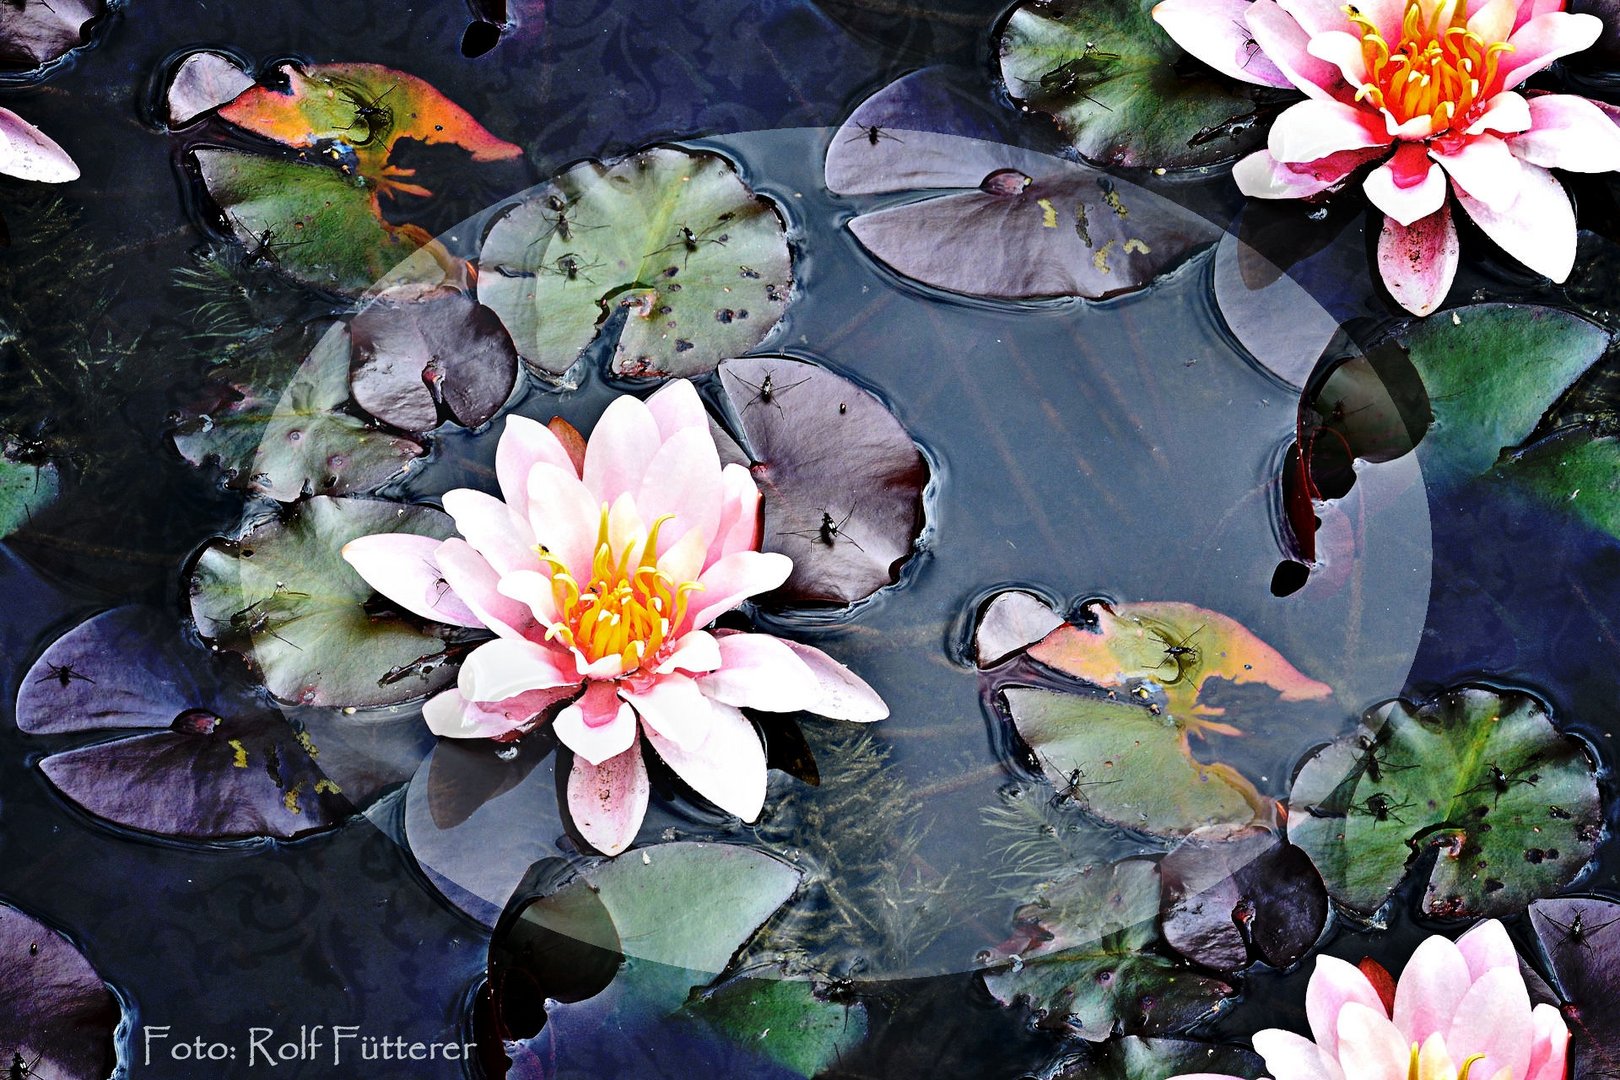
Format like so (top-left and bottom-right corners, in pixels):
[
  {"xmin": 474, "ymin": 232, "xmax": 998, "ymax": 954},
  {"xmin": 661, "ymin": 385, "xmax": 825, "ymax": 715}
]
[
  {"xmin": 1123, "ymin": 238, "xmax": 1151, "ymax": 255},
  {"xmin": 314, "ymin": 778, "xmax": 342, "ymax": 795},
  {"xmin": 284, "ymin": 783, "xmax": 305, "ymax": 815},
  {"xmin": 295, "ymin": 731, "xmax": 319, "ymax": 758},
  {"xmin": 1037, "ymin": 198, "xmax": 1058, "ymax": 228},
  {"xmin": 1093, "ymin": 239, "xmax": 1118, "ymax": 274},
  {"xmin": 1103, "ymin": 189, "xmax": 1129, "ymax": 219},
  {"xmin": 228, "ymin": 739, "xmax": 248, "ymax": 769}
]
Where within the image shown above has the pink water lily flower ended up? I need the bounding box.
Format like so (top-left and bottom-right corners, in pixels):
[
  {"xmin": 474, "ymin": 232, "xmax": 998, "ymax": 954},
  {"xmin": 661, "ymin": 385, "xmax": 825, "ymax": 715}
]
[
  {"xmin": 1172, "ymin": 920, "xmax": 1569, "ymax": 1080},
  {"xmin": 342, "ymin": 380, "xmax": 887, "ymax": 855},
  {"xmin": 0, "ymin": 107, "xmax": 78, "ymax": 184},
  {"xmin": 1153, "ymin": 0, "xmax": 1620, "ymax": 315}
]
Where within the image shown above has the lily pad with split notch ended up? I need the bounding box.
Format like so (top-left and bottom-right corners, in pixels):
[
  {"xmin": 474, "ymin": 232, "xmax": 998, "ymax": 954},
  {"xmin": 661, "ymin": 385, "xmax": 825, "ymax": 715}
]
[
  {"xmin": 680, "ymin": 974, "xmax": 868, "ymax": 1079},
  {"xmin": 716, "ymin": 356, "xmax": 928, "ymax": 607},
  {"xmin": 980, "ymin": 859, "xmax": 1235, "ymax": 1040},
  {"xmin": 0, "ymin": 903, "xmax": 121, "ymax": 1080},
  {"xmin": 0, "ymin": 0, "xmax": 102, "ymax": 71},
  {"xmin": 188, "ymin": 496, "xmax": 465, "ymax": 708},
  {"xmin": 165, "ymin": 51, "xmax": 255, "ymax": 127},
  {"xmin": 476, "ymin": 146, "xmax": 792, "ymax": 378},
  {"xmin": 1286, "ymin": 686, "xmax": 1602, "ymax": 918}
]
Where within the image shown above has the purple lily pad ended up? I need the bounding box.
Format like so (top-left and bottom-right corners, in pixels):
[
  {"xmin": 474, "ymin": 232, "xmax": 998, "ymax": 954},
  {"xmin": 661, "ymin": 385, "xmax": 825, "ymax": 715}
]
[
  {"xmin": 829, "ymin": 70, "xmax": 1220, "ymax": 301},
  {"xmin": 0, "ymin": 0, "xmax": 101, "ymax": 71},
  {"xmin": 716, "ymin": 356, "xmax": 928, "ymax": 606},
  {"xmin": 973, "ymin": 589, "xmax": 1064, "ymax": 668},
  {"xmin": 0, "ymin": 903, "xmax": 120, "ymax": 1080},
  {"xmin": 165, "ymin": 50, "xmax": 255, "ymax": 127},
  {"xmin": 349, "ymin": 283, "xmax": 519, "ymax": 434},
  {"xmin": 1527, "ymin": 896, "xmax": 1620, "ymax": 1079},
  {"xmin": 1158, "ymin": 825, "xmax": 1328, "ymax": 972},
  {"xmin": 404, "ymin": 737, "xmax": 569, "ymax": 927}
]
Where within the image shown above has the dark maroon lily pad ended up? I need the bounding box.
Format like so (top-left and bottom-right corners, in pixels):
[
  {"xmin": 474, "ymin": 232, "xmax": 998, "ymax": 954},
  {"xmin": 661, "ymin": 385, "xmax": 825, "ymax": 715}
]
[
  {"xmin": 0, "ymin": 903, "xmax": 120, "ymax": 1080},
  {"xmin": 0, "ymin": 0, "xmax": 101, "ymax": 71},
  {"xmin": 404, "ymin": 736, "xmax": 568, "ymax": 927},
  {"xmin": 1526, "ymin": 896, "xmax": 1620, "ymax": 1079},
  {"xmin": 165, "ymin": 50, "xmax": 255, "ymax": 127},
  {"xmin": 1159, "ymin": 824, "xmax": 1328, "ymax": 972},
  {"xmin": 716, "ymin": 356, "xmax": 928, "ymax": 606},
  {"xmin": 349, "ymin": 283, "xmax": 519, "ymax": 434},
  {"xmin": 1038, "ymin": 1036, "xmax": 1263, "ymax": 1080}
]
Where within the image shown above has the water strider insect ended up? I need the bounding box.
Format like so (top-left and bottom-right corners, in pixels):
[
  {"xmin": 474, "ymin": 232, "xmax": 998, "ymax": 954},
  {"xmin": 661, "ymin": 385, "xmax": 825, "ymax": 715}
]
[
  {"xmin": 845, "ymin": 123, "xmax": 903, "ymax": 146},
  {"xmin": 733, "ymin": 368, "xmax": 809, "ymax": 415},
  {"xmin": 1146, "ymin": 624, "xmax": 1203, "ymax": 686},
  {"xmin": 35, "ymin": 662, "xmax": 94, "ymax": 689},
  {"xmin": 1041, "ymin": 754, "xmax": 1119, "ymax": 809},
  {"xmin": 1351, "ymin": 791, "xmax": 1412, "ymax": 824},
  {"xmin": 336, "ymin": 81, "xmax": 398, "ymax": 147},
  {"xmin": 1232, "ymin": 21, "xmax": 1262, "ymax": 67},
  {"xmin": 537, "ymin": 252, "xmax": 604, "ymax": 283},
  {"xmin": 1038, "ymin": 42, "xmax": 1118, "ymax": 109},
  {"xmin": 1543, "ymin": 906, "xmax": 1620, "ymax": 949},
  {"xmin": 1461, "ymin": 761, "xmax": 1541, "ymax": 806},
  {"xmin": 230, "ymin": 216, "xmax": 310, "ymax": 268},
  {"xmin": 652, "ymin": 215, "xmax": 733, "ymax": 266},
  {"xmin": 788, "ymin": 509, "xmax": 864, "ymax": 551},
  {"xmin": 1357, "ymin": 731, "xmax": 1416, "ymax": 782},
  {"xmin": 7, "ymin": 1052, "xmax": 41, "ymax": 1080},
  {"xmin": 229, "ymin": 583, "xmax": 309, "ymax": 651}
]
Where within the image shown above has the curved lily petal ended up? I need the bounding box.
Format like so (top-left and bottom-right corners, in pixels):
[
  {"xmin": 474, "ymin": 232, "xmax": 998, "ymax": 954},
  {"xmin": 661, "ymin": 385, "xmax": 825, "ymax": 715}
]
[
  {"xmin": 778, "ymin": 640, "xmax": 890, "ymax": 721},
  {"xmin": 683, "ymin": 550, "xmax": 793, "ymax": 632},
  {"xmin": 1268, "ymin": 99, "xmax": 1391, "ymax": 163},
  {"xmin": 495, "ymin": 414, "xmax": 579, "ymax": 516},
  {"xmin": 554, "ymin": 681, "xmax": 637, "ymax": 765},
  {"xmin": 1153, "ymin": 0, "xmax": 1292, "ymax": 86},
  {"xmin": 644, "ymin": 377, "xmax": 710, "ymax": 441},
  {"xmin": 441, "ymin": 487, "xmax": 540, "ymax": 575},
  {"xmin": 1306, "ymin": 955, "xmax": 1390, "ymax": 1058},
  {"xmin": 1455, "ymin": 163, "xmax": 1576, "ymax": 282},
  {"xmin": 582, "ymin": 392, "xmax": 661, "ymax": 505},
  {"xmin": 1253, "ymin": 1029, "xmax": 1347, "ymax": 1080},
  {"xmin": 436, "ymin": 537, "xmax": 539, "ymax": 639},
  {"xmin": 567, "ymin": 745, "xmax": 649, "ymax": 856},
  {"xmin": 0, "ymin": 108, "xmax": 78, "ymax": 183},
  {"xmin": 1510, "ymin": 94, "xmax": 1620, "ymax": 173},
  {"xmin": 1434, "ymin": 134, "xmax": 1523, "ymax": 214},
  {"xmin": 643, "ymin": 702, "xmax": 767, "ymax": 822},
  {"xmin": 459, "ymin": 638, "xmax": 578, "ymax": 703},
  {"xmin": 1445, "ymin": 968, "xmax": 1534, "ymax": 1080},
  {"xmin": 1499, "ymin": 11, "xmax": 1603, "ymax": 89},
  {"xmin": 423, "ymin": 685, "xmax": 575, "ymax": 740},
  {"xmin": 1364, "ymin": 150, "xmax": 1447, "ymax": 226},
  {"xmin": 620, "ymin": 672, "xmax": 715, "ymax": 752},
  {"xmin": 342, "ymin": 533, "xmax": 482, "ymax": 627},
  {"xmin": 1378, "ymin": 206, "xmax": 1459, "ymax": 316}
]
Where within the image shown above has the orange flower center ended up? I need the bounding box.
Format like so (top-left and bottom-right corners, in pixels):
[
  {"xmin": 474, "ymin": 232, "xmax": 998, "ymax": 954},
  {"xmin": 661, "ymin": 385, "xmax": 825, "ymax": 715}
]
[
  {"xmin": 1347, "ymin": 0, "xmax": 1515, "ymax": 130},
  {"xmin": 538, "ymin": 508, "xmax": 703, "ymax": 668}
]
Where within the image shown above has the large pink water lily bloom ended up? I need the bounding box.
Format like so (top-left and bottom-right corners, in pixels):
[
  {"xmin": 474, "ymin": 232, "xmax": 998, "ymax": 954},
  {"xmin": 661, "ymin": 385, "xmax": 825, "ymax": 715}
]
[
  {"xmin": 1171, "ymin": 920, "xmax": 1569, "ymax": 1080},
  {"xmin": 342, "ymin": 380, "xmax": 887, "ymax": 855},
  {"xmin": 0, "ymin": 107, "xmax": 78, "ymax": 184},
  {"xmin": 1153, "ymin": 0, "xmax": 1620, "ymax": 315}
]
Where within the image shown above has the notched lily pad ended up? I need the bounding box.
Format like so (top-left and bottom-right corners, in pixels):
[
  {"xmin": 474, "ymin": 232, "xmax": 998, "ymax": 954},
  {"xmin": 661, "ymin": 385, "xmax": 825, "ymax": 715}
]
[
  {"xmin": 1159, "ymin": 824, "xmax": 1327, "ymax": 972},
  {"xmin": 1287, "ymin": 686, "xmax": 1602, "ymax": 918},
  {"xmin": 166, "ymin": 50, "xmax": 255, "ymax": 127},
  {"xmin": 1526, "ymin": 896, "xmax": 1620, "ymax": 1080},
  {"xmin": 973, "ymin": 588, "xmax": 1065, "ymax": 668},
  {"xmin": 0, "ymin": 902, "xmax": 120, "ymax": 1080},
  {"xmin": 188, "ymin": 496, "xmax": 464, "ymax": 708},
  {"xmin": 682, "ymin": 975, "xmax": 869, "ymax": 1079},
  {"xmin": 0, "ymin": 0, "xmax": 102, "ymax": 71},
  {"xmin": 997, "ymin": 0, "xmax": 1277, "ymax": 169},
  {"xmin": 716, "ymin": 356, "xmax": 928, "ymax": 606},
  {"xmin": 349, "ymin": 283, "xmax": 519, "ymax": 433},
  {"xmin": 981, "ymin": 859, "xmax": 1235, "ymax": 1040},
  {"xmin": 477, "ymin": 146, "xmax": 791, "ymax": 378},
  {"xmin": 172, "ymin": 325, "xmax": 425, "ymax": 501},
  {"xmin": 1491, "ymin": 429, "xmax": 1620, "ymax": 545}
]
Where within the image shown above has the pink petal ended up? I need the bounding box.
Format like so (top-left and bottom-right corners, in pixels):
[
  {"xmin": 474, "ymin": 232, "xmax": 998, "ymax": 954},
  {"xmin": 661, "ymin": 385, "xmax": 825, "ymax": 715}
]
[
  {"xmin": 656, "ymin": 524, "xmax": 710, "ymax": 587},
  {"xmin": 341, "ymin": 533, "xmax": 482, "ymax": 627},
  {"xmin": 1336, "ymin": 1003, "xmax": 1412, "ymax": 1080},
  {"xmin": 1446, "ymin": 968, "xmax": 1534, "ymax": 1080},
  {"xmin": 1252, "ymin": 1029, "xmax": 1347, "ymax": 1080},
  {"xmin": 697, "ymin": 632, "xmax": 822, "ymax": 712},
  {"xmin": 582, "ymin": 393, "xmax": 661, "ymax": 505},
  {"xmin": 495, "ymin": 568, "xmax": 560, "ymax": 624},
  {"xmin": 1364, "ymin": 153, "xmax": 1446, "ymax": 226},
  {"xmin": 778, "ymin": 640, "xmax": 889, "ymax": 721},
  {"xmin": 1386, "ymin": 112, "xmax": 1436, "ymax": 140},
  {"xmin": 1233, "ymin": 146, "xmax": 1382, "ymax": 199},
  {"xmin": 1152, "ymin": 0, "xmax": 1292, "ymax": 86},
  {"xmin": 0, "ymin": 107, "xmax": 78, "ymax": 183},
  {"xmin": 1434, "ymin": 134, "xmax": 1522, "ymax": 213},
  {"xmin": 567, "ymin": 744, "xmax": 649, "ymax": 856},
  {"xmin": 644, "ymin": 378, "xmax": 709, "ymax": 442},
  {"xmin": 683, "ymin": 550, "xmax": 794, "ymax": 632},
  {"xmin": 553, "ymin": 681, "xmax": 637, "ymax": 765},
  {"xmin": 706, "ymin": 463, "xmax": 763, "ymax": 569},
  {"xmin": 1306, "ymin": 29, "xmax": 1369, "ymax": 86},
  {"xmin": 1526, "ymin": 1003, "xmax": 1570, "ymax": 1080},
  {"xmin": 1455, "ymin": 162, "xmax": 1576, "ymax": 281},
  {"xmin": 1466, "ymin": 91, "xmax": 1532, "ymax": 136},
  {"xmin": 1499, "ymin": 11, "xmax": 1604, "ymax": 89},
  {"xmin": 1248, "ymin": 0, "xmax": 1354, "ymax": 100},
  {"xmin": 1510, "ymin": 93, "xmax": 1620, "ymax": 172},
  {"xmin": 642, "ymin": 702, "xmax": 767, "ymax": 821},
  {"xmin": 1306, "ymin": 955, "xmax": 1390, "ymax": 1058},
  {"xmin": 1378, "ymin": 205, "xmax": 1459, "ymax": 316},
  {"xmin": 526, "ymin": 462, "xmax": 601, "ymax": 575},
  {"xmin": 1456, "ymin": 919, "xmax": 1518, "ymax": 982},
  {"xmin": 440, "ymin": 488, "xmax": 539, "ymax": 576},
  {"xmin": 436, "ymin": 537, "xmax": 540, "ymax": 639},
  {"xmin": 459, "ymin": 638, "xmax": 578, "ymax": 702},
  {"xmin": 495, "ymin": 414, "xmax": 579, "ymax": 518},
  {"xmin": 1281, "ymin": 0, "xmax": 1399, "ymax": 37},
  {"xmin": 1468, "ymin": 0, "xmax": 1523, "ymax": 44},
  {"xmin": 621, "ymin": 672, "xmax": 716, "ymax": 751},
  {"xmin": 1269, "ymin": 99, "xmax": 1391, "ymax": 163},
  {"xmin": 606, "ymin": 490, "xmax": 646, "ymax": 558},
  {"xmin": 1392, "ymin": 933, "xmax": 1473, "ymax": 1046},
  {"xmin": 636, "ymin": 427, "xmax": 723, "ymax": 558},
  {"xmin": 654, "ymin": 630, "xmax": 723, "ymax": 676},
  {"xmin": 422, "ymin": 685, "xmax": 576, "ymax": 740}
]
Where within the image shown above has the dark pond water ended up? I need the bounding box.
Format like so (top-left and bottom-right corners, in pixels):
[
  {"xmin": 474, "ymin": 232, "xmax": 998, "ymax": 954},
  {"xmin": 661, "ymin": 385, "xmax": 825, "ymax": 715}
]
[{"xmin": 3, "ymin": 0, "xmax": 1620, "ymax": 1078}]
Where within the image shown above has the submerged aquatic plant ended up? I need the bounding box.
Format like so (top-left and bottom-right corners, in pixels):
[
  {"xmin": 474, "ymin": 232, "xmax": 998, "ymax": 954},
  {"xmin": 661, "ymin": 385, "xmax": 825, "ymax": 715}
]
[
  {"xmin": 1152, "ymin": 0, "xmax": 1620, "ymax": 315},
  {"xmin": 342, "ymin": 380, "xmax": 887, "ymax": 855},
  {"xmin": 1169, "ymin": 919, "xmax": 1568, "ymax": 1080}
]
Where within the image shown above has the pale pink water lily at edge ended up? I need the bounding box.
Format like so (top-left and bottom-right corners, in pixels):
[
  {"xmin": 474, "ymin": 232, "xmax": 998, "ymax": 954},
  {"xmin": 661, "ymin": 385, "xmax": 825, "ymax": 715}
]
[
  {"xmin": 1152, "ymin": 0, "xmax": 1620, "ymax": 315},
  {"xmin": 0, "ymin": 107, "xmax": 78, "ymax": 184},
  {"xmin": 342, "ymin": 380, "xmax": 887, "ymax": 855},
  {"xmin": 1171, "ymin": 920, "xmax": 1569, "ymax": 1080}
]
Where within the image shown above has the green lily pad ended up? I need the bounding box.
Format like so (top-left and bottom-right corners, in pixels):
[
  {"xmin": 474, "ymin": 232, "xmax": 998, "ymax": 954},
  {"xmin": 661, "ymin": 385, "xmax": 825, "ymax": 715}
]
[
  {"xmin": 172, "ymin": 326, "xmax": 425, "ymax": 501},
  {"xmin": 683, "ymin": 975, "xmax": 868, "ymax": 1078},
  {"xmin": 1003, "ymin": 688, "xmax": 1261, "ymax": 837},
  {"xmin": 1491, "ymin": 428, "xmax": 1620, "ymax": 542},
  {"xmin": 997, "ymin": 0, "xmax": 1277, "ymax": 169},
  {"xmin": 477, "ymin": 146, "xmax": 791, "ymax": 378},
  {"xmin": 1041, "ymin": 1036, "xmax": 1263, "ymax": 1080},
  {"xmin": 0, "ymin": 457, "xmax": 57, "ymax": 537},
  {"xmin": 188, "ymin": 496, "xmax": 463, "ymax": 708},
  {"xmin": 981, "ymin": 859, "xmax": 1235, "ymax": 1041},
  {"xmin": 1286, "ymin": 686, "xmax": 1602, "ymax": 918},
  {"xmin": 194, "ymin": 148, "xmax": 433, "ymax": 296}
]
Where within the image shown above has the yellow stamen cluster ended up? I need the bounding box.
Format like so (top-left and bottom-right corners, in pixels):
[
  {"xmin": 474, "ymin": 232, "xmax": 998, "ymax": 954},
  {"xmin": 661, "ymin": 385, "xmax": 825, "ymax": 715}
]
[
  {"xmin": 1347, "ymin": 0, "xmax": 1515, "ymax": 130},
  {"xmin": 537, "ymin": 508, "xmax": 703, "ymax": 669},
  {"xmin": 1408, "ymin": 1045, "xmax": 1488, "ymax": 1080}
]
